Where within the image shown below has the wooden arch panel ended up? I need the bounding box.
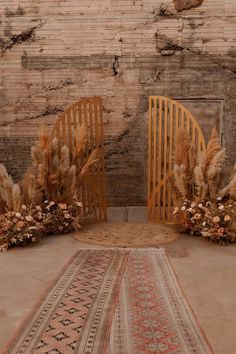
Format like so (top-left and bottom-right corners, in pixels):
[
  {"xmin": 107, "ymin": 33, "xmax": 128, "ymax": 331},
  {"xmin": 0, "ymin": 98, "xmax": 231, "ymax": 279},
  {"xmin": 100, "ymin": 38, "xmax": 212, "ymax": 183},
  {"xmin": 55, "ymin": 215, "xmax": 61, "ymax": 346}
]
[
  {"xmin": 51, "ymin": 96, "xmax": 107, "ymax": 223},
  {"xmin": 148, "ymin": 96, "xmax": 206, "ymax": 223}
]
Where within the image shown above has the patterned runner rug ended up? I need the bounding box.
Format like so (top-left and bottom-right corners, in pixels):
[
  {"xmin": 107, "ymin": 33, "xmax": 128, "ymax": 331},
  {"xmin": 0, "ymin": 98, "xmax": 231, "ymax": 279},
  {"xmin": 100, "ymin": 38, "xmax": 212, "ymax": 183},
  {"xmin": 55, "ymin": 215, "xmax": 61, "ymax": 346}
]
[
  {"xmin": 4, "ymin": 249, "xmax": 213, "ymax": 354},
  {"xmin": 109, "ymin": 249, "xmax": 213, "ymax": 354},
  {"xmin": 3, "ymin": 249, "xmax": 129, "ymax": 354}
]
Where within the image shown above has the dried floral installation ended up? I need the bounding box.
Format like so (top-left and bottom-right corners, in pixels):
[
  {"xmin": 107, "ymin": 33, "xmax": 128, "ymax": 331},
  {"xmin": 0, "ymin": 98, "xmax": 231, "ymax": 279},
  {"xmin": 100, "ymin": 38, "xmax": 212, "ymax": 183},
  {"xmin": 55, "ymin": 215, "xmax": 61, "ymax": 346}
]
[
  {"xmin": 0, "ymin": 126, "xmax": 99, "ymax": 251},
  {"xmin": 173, "ymin": 128, "xmax": 236, "ymax": 245}
]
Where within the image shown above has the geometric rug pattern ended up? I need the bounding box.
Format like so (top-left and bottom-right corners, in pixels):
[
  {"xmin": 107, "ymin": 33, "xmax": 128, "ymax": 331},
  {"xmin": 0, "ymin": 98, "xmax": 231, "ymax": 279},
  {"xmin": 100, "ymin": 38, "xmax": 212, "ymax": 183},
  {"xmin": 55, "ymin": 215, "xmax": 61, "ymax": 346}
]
[
  {"xmin": 3, "ymin": 249, "xmax": 213, "ymax": 354},
  {"xmin": 109, "ymin": 249, "xmax": 213, "ymax": 354},
  {"xmin": 3, "ymin": 250, "xmax": 128, "ymax": 354}
]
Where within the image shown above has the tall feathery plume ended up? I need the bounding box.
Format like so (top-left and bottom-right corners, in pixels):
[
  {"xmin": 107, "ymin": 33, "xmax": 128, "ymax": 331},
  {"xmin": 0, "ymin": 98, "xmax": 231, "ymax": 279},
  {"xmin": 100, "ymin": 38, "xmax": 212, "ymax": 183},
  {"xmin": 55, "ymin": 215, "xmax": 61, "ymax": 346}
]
[
  {"xmin": 0, "ymin": 164, "xmax": 8, "ymax": 211},
  {"xmin": 173, "ymin": 130, "xmax": 196, "ymax": 202},
  {"xmin": 7, "ymin": 122, "xmax": 99, "ymax": 210},
  {"xmin": 194, "ymin": 160, "xmax": 207, "ymax": 200},
  {"xmin": 73, "ymin": 123, "xmax": 88, "ymax": 161},
  {"xmin": 22, "ymin": 170, "xmax": 36, "ymax": 205},
  {"xmin": 12, "ymin": 183, "xmax": 22, "ymax": 212},
  {"xmin": 61, "ymin": 145, "xmax": 70, "ymax": 171},
  {"xmin": 78, "ymin": 149, "xmax": 99, "ymax": 181},
  {"xmin": 220, "ymin": 164, "xmax": 236, "ymax": 199},
  {"xmin": 38, "ymin": 126, "xmax": 51, "ymax": 152},
  {"xmin": 0, "ymin": 164, "xmax": 14, "ymax": 211},
  {"xmin": 173, "ymin": 165, "xmax": 187, "ymax": 200},
  {"xmin": 174, "ymin": 130, "xmax": 190, "ymax": 167},
  {"xmin": 193, "ymin": 129, "xmax": 226, "ymax": 201},
  {"xmin": 205, "ymin": 127, "xmax": 221, "ymax": 169},
  {"xmin": 60, "ymin": 165, "xmax": 77, "ymax": 203},
  {"xmin": 207, "ymin": 148, "xmax": 226, "ymax": 200}
]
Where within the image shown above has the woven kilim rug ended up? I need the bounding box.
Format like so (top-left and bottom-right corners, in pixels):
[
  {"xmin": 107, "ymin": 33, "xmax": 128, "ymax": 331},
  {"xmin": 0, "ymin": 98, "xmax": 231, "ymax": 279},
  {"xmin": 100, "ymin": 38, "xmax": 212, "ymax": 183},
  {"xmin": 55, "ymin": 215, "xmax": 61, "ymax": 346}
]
[
  {"xmin": 3, "ymin": 249, "xmax": 129, "ymax": 354},
  {"xmin": 4, "ymin": 249, "xmax": 213, "ymax": 354},
  {"xmin": 108, "ymin": 250, "xmax": 213, "ymax": 354}
]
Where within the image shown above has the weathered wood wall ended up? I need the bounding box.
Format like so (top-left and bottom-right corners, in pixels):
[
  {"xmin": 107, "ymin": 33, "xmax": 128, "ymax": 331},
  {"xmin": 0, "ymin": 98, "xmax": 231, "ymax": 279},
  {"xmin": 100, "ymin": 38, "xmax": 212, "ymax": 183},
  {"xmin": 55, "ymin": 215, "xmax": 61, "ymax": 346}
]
[{"xmin": 0, "ymin": 0, "xmax": 236, "ymax": 205}]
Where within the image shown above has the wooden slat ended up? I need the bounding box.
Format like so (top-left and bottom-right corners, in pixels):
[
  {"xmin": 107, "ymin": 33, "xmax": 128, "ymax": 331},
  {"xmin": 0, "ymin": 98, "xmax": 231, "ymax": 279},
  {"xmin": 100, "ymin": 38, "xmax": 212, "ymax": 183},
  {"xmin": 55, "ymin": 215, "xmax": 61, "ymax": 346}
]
[
  {"xmin": 183, "ymin": 111, "xmax": 185, "ymax": 130},
  {"xmin": 72, "ymin": 104, "xmax": 77, "ymax": 131},
  {"xmin": 175, "ymin": 104, "xmax": 179, "ymax": 133},
  {"xmin": 152, "ymin": 98, "xmax": 157, "ymax": 220},
  {"xmin": 88, "ymin": 98, "xmax": 94, "ymax": 148},
  {"xmin": 56, "ymin": 123, "xmax": 61, "ymax": 154},
  {"xmin": 88, "ymin": 97, "xmax": 97, "ymax": 221},
  {"xmin": 82, "ymin": 99, "xmax": 89, "ymax": 219},
  {"xmin": 93, "ymin": 97, "xmax": 100, "ymax": 219},
  {"xmin": 157, "ymin": 97, "xmax": 162, "ymax": 221},
  {"xmin": 99, "ymin": 96, "xmax": 107, "ymax": 220},
  {"xmin": 192, "ymin": 125, "xmax": 196, "ymax": 145},
  {"xmin": 187, "ymin": 112, "xmax": 190, "ymax": 133},
  {"xmin": 148, "ymin": 97, "xmax": 153, "ymax": 215},
  {"xmin": 61, "ymin": 114, "xmax": 66, "ymax": 145},
  {"xmin": 163, "ymin": 98, "xmax": 168, "ymax": 221},
  {"xmin": 78, "ymin": 100, "xmax": 82, "ymax": 125},
  {"xmin": 167, "ymin": 100, "xmax": 173, "ymax": 221},
  {"xmin": 67, "ymin": 109, "xmax": 72, "ymax": 152}
]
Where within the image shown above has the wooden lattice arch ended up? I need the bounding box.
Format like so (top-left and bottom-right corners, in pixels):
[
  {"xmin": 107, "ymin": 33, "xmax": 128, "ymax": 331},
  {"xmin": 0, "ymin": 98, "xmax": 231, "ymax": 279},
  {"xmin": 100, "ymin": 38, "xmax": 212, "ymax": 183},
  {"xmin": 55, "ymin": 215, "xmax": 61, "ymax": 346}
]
[
  {"xmin": 148, "ymin": 96, "xmax": 206, "ymax": 223},
  {"xmin": 51, "ymin": 96, "xmax": 107, "ymax": 223}
]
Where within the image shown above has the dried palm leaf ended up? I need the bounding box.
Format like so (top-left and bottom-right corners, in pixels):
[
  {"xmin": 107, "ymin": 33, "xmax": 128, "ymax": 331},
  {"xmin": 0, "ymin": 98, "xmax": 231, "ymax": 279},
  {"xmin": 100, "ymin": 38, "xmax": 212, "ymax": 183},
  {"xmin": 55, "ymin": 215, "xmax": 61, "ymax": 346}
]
[{"xmin": 79, "ymin": 149, "xmax": 99, "ymax": 181}]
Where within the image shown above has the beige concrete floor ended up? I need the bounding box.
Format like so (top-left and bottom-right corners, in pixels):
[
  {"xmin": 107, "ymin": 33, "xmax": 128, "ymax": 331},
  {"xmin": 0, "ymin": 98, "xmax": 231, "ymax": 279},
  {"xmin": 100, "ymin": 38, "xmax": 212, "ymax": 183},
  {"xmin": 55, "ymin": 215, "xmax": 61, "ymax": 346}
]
[{"xmin": 0, "ymin": 207, "xmax": 235, "ymax": 354}]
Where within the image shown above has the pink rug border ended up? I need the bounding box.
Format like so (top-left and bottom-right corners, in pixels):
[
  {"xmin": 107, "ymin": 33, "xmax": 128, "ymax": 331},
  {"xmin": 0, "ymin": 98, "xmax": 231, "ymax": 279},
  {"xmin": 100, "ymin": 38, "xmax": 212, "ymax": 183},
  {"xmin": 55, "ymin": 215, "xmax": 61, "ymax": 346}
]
[{"xmin": 165, "ymin": 250, "xmax": 215, "ymax": 354}]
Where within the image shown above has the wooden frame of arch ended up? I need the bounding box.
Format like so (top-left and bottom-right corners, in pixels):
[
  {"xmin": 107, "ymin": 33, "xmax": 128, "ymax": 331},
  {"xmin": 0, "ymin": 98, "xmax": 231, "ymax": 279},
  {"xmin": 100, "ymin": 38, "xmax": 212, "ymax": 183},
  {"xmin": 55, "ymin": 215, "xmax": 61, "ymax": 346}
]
[
  {"xmin": 148, "ymin": 96, "xmax": 206, "ymax": 223},
  {"xmin": 50, "ymin": 96, "xmax": 107, "ymax": 224}
]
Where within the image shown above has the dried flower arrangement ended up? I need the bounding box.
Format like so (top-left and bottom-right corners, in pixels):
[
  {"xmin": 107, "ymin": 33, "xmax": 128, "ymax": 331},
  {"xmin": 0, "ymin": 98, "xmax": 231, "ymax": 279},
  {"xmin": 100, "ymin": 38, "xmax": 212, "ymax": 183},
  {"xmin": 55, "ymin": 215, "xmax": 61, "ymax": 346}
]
[
  {"xmin": 173, "ymin": 128, "xmax": 236, "ymax": 245},
  {"xmin": 0, "ymin": 125, "xmax": 99, "ymax": 251}
]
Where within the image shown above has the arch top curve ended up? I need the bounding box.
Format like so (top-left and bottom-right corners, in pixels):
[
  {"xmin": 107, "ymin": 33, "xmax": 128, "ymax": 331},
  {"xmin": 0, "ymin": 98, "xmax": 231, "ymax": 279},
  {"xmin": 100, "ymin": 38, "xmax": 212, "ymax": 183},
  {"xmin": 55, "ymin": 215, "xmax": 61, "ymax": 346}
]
[
  {"xmin": 51, "ymin": 96, "xmax": 103, "ymax": 140},
  {"xmin": 148, "ymin": 95, "xmax": 206, "ymax": 223},
  {"xmin": 149, "ymin": 96, "xmax": 206, "ymax": 151}
]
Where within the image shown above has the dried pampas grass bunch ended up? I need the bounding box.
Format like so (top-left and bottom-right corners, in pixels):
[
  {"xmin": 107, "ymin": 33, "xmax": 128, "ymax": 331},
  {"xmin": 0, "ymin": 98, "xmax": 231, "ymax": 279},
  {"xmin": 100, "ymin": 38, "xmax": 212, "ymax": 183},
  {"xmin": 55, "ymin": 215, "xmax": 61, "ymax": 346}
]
[
  {"xmin": 0, "ymin": 164, "xmax": 22, "ymax": 213},
  {"xmin": 194, "ymin": 128, "xmax": 226, "ymax": 201},
  {"xmin": 0, "ymin": 123, "xmax": 100, "ymax": 251},
  {"xmin": 173, "ymin": 130, "xmax": 196, "ymax": 201},
  {"xmin": 173, "ymin": 127, "xmax": 236, "ymax": 244},
  {"xmin": 22, "ymin": 125, "xmax": 99, "ymax": 206},
  {"xmin": 173, "ymin": 128, "xmax": 227, "ymax": 204}
]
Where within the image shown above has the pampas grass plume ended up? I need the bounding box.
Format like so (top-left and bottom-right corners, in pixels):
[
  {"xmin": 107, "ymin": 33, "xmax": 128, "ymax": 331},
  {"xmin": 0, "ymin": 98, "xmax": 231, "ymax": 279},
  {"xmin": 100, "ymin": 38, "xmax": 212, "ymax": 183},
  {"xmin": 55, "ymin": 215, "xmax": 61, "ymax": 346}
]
[{"xmin": 12, "ymin": 183, "xmax": 22, "ymax": 212}]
